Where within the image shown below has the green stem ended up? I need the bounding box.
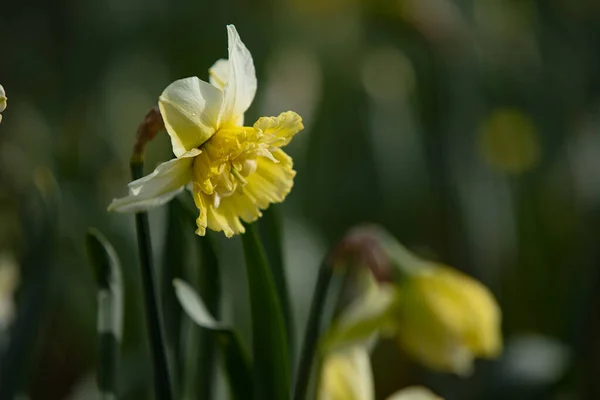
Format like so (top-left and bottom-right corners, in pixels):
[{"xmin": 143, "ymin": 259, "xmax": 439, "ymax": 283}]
[
  {"xmin": 131, "ymin": 161, "xmax": 174, "ymax": 400},
  {"xmin": 293, "ymin": 258, "xmax": 337, "ymax": 400}
]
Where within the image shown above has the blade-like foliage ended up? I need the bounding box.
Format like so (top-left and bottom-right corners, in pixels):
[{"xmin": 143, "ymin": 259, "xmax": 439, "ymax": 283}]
[
  {"xmin": 174, "ymin": 279, "xmax": 252, "ymax": 400},
  {"xmin": 258, "ymin": 206, "xmax": 294, "ymax": 358},
  {"xmin": 86, "ymin": 228, "xmax": 124, "ymax": 400},
  {"xmin": 241, "ymin": 223, "xmax": 290, "ymax": 400}
]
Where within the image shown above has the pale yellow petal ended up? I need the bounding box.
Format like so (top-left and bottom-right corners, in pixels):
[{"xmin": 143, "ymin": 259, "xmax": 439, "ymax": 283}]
[
  {"xmin": 159, "ymin": 77, "xmax": 223, "ymax": 157},
  {"xmin": 205, "ymin": 192, "xmax": 257, "ymax": 238},
  {"xmin": 218, "ymin": 25, "xmax": 257, "ymax": 127},
  {"xmin": 253, "ymin": 111, "xmax": 304, "ymax": 148},
  {"xmin": 386, "ymin": 387, "xmax": 443, "ymax": 400},
  {"xmin": 318, "ymin": 347, "xmax": 375, "ymax": 400},
  {"xmin": 209, "ymin": 58, "xmax": 229, "ymax": 91},
  {"xmin": 108, "ymin": 156, "xmax": 195, "ymax": 213},
  {"xmin": 243, "ymin": 149, "xmax": 296, "ymax": 209},
  {"xmin": 428, "ymin": 267, "xmax": 502, "ymax": 358}
]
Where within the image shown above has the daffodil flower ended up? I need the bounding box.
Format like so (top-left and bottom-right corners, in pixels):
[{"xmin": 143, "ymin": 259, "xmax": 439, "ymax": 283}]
[
  {"xmin": 108, "ymin": 25, "xmax": 304, "ymax": 237},
  {"xmin": 0, "ymin": 85, "xmax": 7, "ymax": 123},
  {"xmin": 319, "ymin": 345, "xmax": 443, "ymax": 400},
  {"xmin": 392, "ymin": 265, "xmax": 502, "ymax": 375},
  {"xmin": 323, "ymin": 239, "xmax": 502, "ymax": 376}
]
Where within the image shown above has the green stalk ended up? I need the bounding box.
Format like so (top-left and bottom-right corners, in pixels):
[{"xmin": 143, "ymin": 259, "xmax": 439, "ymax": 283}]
[
  {"xmin": 293, "ymin": 263, "xmax": 331, "ymax": 400},
  {"xmin": 131, "ymin": 160, "xmax": 173, "ymax": 400}
]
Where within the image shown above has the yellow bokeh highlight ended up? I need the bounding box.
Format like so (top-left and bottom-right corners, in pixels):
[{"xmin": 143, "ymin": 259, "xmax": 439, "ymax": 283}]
[{"xmin": 479, "ymin": 108, "xmax": 541, "ymax": 174}]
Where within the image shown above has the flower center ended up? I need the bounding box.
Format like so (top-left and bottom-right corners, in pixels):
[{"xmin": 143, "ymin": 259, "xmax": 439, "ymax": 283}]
[{"xmin": 191, "ymin": 127, "xmax": 262, "ymax": 208}]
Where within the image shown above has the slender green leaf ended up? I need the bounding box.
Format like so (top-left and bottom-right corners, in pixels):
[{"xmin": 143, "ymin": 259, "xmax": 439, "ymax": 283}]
[
  {"xmin": 241, "ymin": 223, "xmax": 290, "ymax": 400},
  {"xmin": 174, "ymin": 279, "xmax": 252, "ymax": 400},
  {"xmin": 175, "ymin": 279, "xmax": 225, "ymax": 331},
  {"xmin": 293, "ymin": 260, "xmax": 347, "ymax": 400},
  {"xmin": 258, "ymin": 206, "xmax": 294, "ymax": 358},
  {"xmin": 86, "ymin": 228, "xmax": 124, "ymax": 400}
]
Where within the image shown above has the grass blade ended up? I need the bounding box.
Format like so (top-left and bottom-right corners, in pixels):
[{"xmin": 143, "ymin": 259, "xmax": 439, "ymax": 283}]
[
  {"xmin": 258, "ymin": 206, "xmax": 294, "ymax": 357},
  {"xmin": 174, "ymin": 279, "xmax": 252, "ymax": 400},
  {"xmin": 241, "ymin": 223, "xmax": 290, "ymax": 400},
  {"xmin": 293, "ymin": 257, "xmax": 347, "ymax": 400},
  {"xmin": 86, "ymin": 228, "xmax": 124, "ymax": 400}
]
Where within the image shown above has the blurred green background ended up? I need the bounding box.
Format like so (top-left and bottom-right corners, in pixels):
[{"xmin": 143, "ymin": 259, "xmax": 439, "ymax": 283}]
[{"xmin": 2, "ymin": 0, "xmax": 600, "ymax": 398}]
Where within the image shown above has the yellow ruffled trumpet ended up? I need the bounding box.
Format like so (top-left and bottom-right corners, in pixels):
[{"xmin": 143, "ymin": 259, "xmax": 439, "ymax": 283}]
[{"xmin": 108, "ymin": 25, "xmax": 303, "ymax": 237}]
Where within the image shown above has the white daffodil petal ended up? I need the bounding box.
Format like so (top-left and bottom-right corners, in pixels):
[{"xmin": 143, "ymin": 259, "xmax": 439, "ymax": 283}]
[
  {"xmin": 108, "ymin": 156, "xmax": 195, "ymax": 213},
  {"xmin": 218, "ymin": 25, "xmax": 257, "ymax": 126},
  {"xmin": 209, "ymin": 58, "xmax": 229, "ymax": 91},
  {"xmin": 159, "ymin": 77, "xmax": 223, "ymax": 157},
  {"xmin": 386, "ymin": 386, "xmax": 443, "ymax": 400}
]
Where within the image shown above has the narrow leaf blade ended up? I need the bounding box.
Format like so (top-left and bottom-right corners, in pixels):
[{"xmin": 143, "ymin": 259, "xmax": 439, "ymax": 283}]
[
  {"xmin": 174, "ymin": 279, "xmax": 224, "ymax": 330},
  {"xmin": 175, "ymin": 279, "xmax": 253, "ymax": 399},
  {"xmin": 258, "ymin": 206, "xmax": 294, "ymax": 357},
  {"xmin": 86, "ymin": 228, "xmax": 124, "ymax": 399},
  {"xmin": 241, "ymin": 223, "xmax": 290, "ymax": 400}
]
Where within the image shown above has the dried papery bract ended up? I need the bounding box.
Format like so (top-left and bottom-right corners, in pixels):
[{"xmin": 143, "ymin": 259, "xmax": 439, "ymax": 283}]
[{"xmin": 132, "ymin": 106, "xmax": 165, "ymax": 163}]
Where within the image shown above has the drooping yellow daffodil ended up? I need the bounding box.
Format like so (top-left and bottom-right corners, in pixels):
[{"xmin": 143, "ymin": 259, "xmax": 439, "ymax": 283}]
[
  {"xmin": 0, "ymin": 85, "xmax": 6, "ymax": 123},
  {"xmin": 393, "ymin": 264, "xmax": 502, "ymax": 375},
  {"xmin": 319, "ymin": 345, "xmax": 443, "ymax": 400},
  {"xmin": 108, "ymin": 25, "xmax": 304, "ymax": 237},
  {"xmin": 323, "ymin": 230, "xmax": 502, "ymax": 376}
]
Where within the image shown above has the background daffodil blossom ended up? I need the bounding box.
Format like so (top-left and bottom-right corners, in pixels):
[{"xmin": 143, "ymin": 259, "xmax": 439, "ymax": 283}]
[
  {"xmin": 0, "ymin": 85, "xmax": 6, "ymax": 123},
  {"xmin": 323, "ymin": 244, "xmax": 502, "ymax": 376},
  {"xmin": 108, "ymin": 25, "xmax": 304, "ymax": 237},
  {"xmin": 319, "ymin": 345, "xmax": 443, "ymax": 400}
]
